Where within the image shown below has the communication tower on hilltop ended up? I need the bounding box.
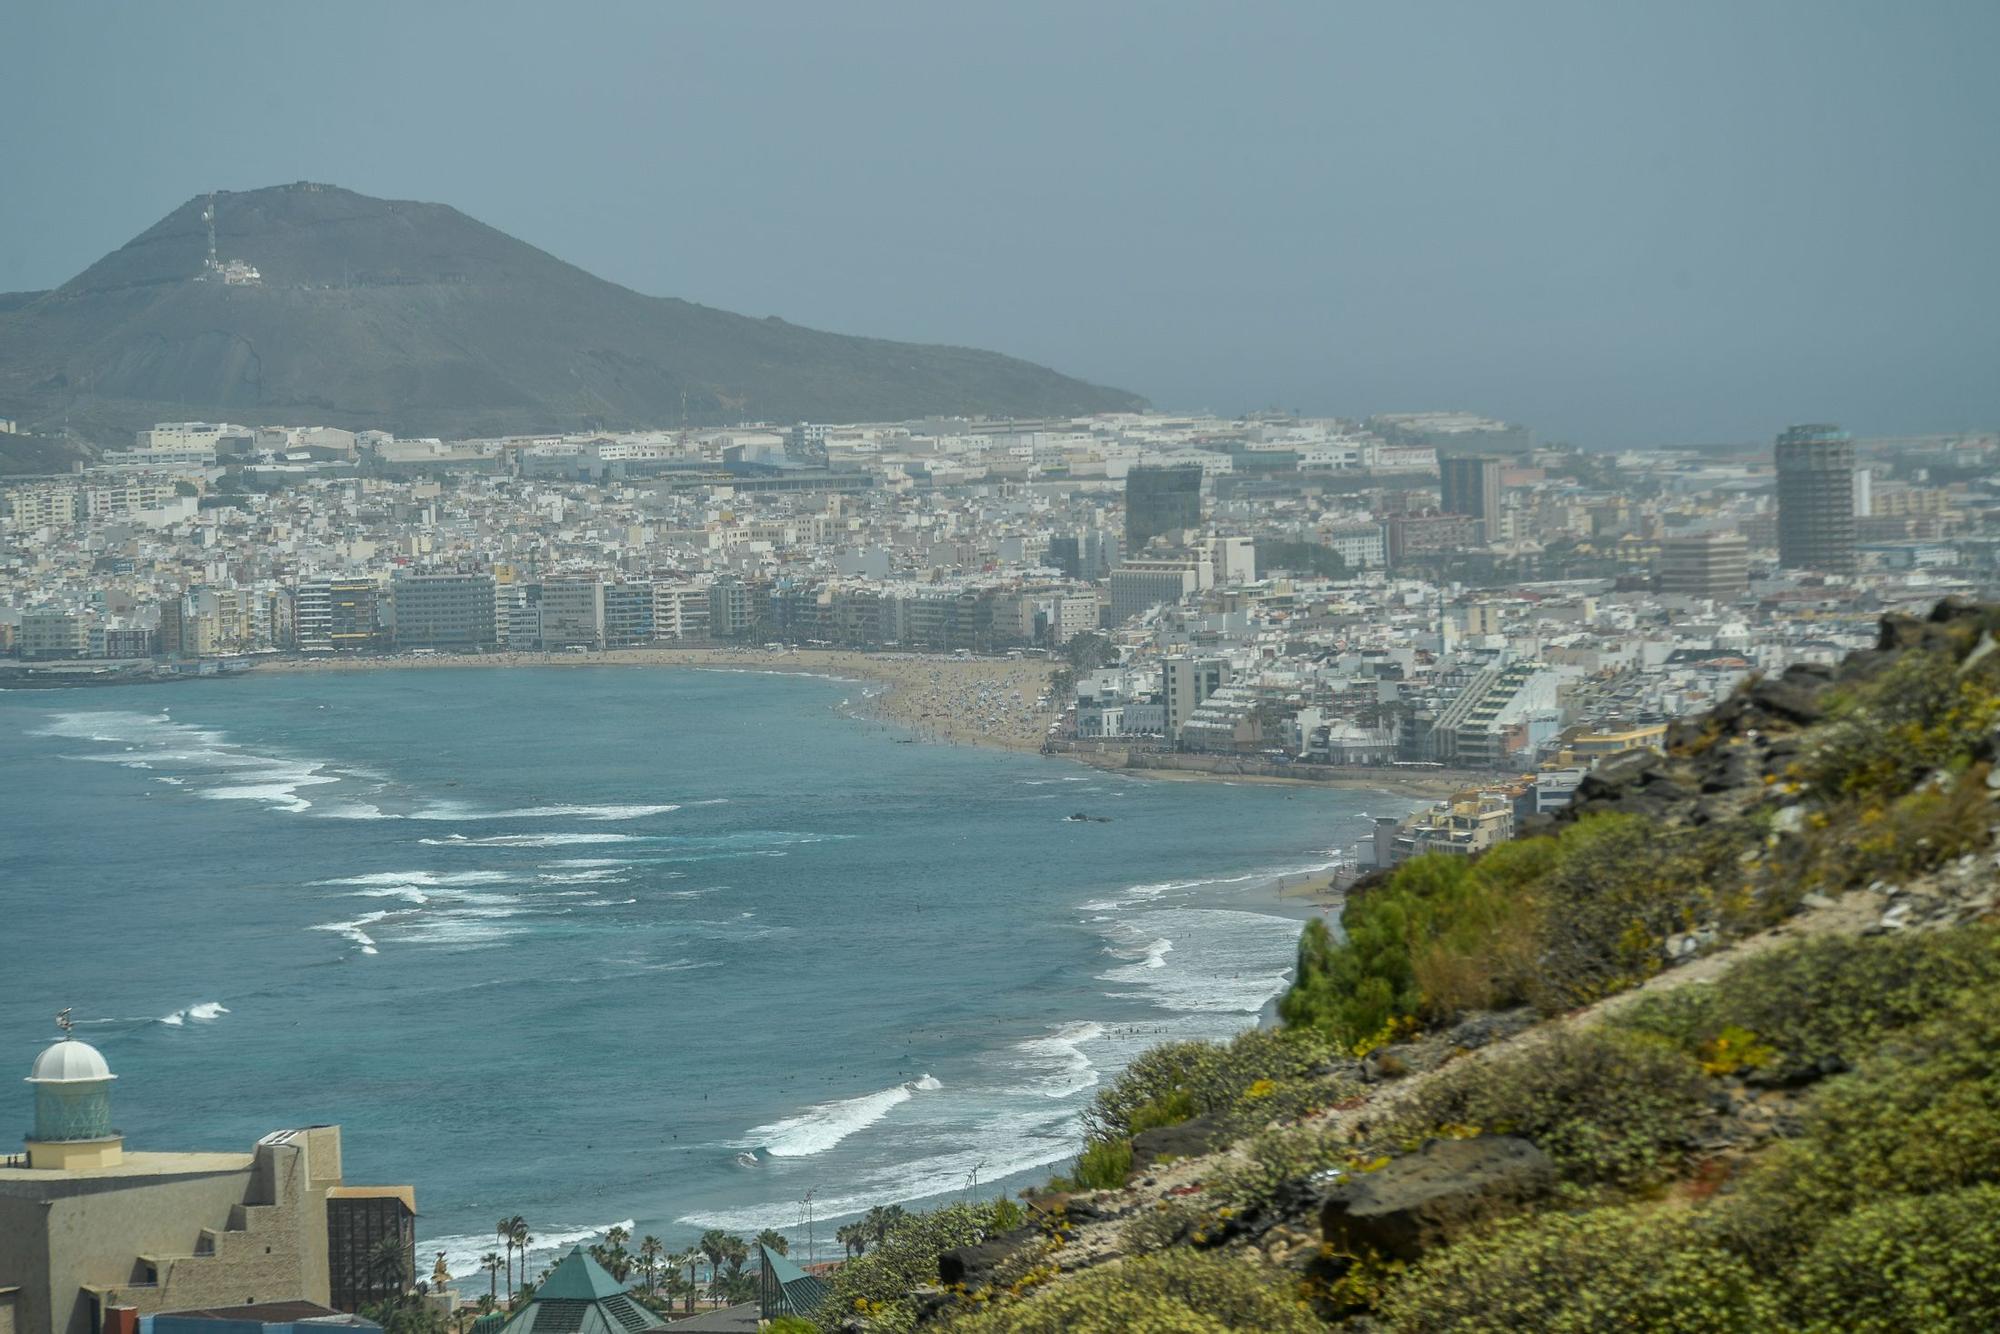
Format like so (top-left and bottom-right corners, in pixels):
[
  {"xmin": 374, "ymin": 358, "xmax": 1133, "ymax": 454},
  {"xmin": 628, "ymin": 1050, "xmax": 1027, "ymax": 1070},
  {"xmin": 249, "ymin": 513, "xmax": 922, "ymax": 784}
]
[{"xmin": 196, "ymin": 191, "xmax": 263, "ymax": 286}]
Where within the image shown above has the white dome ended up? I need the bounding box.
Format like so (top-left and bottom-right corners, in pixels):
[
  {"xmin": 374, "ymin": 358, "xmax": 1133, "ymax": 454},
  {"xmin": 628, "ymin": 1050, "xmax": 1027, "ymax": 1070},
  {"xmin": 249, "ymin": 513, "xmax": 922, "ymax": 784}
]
[{"xmin": 28, "ymin": 1039, "xmax": 114, "ymax": 1083}]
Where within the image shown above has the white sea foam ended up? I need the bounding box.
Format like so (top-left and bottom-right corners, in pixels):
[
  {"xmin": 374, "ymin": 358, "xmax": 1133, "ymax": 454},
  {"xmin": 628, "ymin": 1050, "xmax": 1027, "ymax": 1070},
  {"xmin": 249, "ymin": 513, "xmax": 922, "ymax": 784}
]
[
  {"xmin": 430, "ymin": 1219, "xmax": 637, "ymax": 1280},
  {"xmin": 1009, "ymin": 1021, "xmax": 1106, "ymax": 1097},
  {"xmin": 1097, "ymin": 907, "xmax": 1305, "ymax": 1014},
  {"xmin": 160, "ymin": 1001, "xmax": 230, "ymax": 1026},
  {"xmin": 411, "ymin": 802, "xmax": 681, "ymax": 822},
  {"xmin": 314, "ymin": 910, "xmax": 392, "ymax": 953},
  {"xmin": 354, "ymin": 887, "xmax": 430, "ymax": 904},
  {"xmin": 421, "ymin": 833, "xmax": 643, "ymax": 848},
  {"xmin": 684, "ymin": 1107, "xmax": 1080, "ymax": 1231},
  {"xmin": 320, "ymin": 870, "xmax": 516, "ymax": 887},
  {"xmin": 745, "ymin": 1076, "xmax": 939, "ymax": 1158},
  {"xmin": 537, "ymin": 868, "xmax": 628, "ymax": 884},
  {"xmin": 40, "ymin": 710, "xmax": 349, "ymax": 815}
]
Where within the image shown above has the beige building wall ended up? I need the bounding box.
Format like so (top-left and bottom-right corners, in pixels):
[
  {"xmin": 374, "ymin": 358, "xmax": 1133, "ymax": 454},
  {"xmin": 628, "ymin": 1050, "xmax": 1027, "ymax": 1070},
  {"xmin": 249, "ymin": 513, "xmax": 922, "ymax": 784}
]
[{"xmin": 0, "ymin": 1128, "xmax": 349, "ymax": 1334}]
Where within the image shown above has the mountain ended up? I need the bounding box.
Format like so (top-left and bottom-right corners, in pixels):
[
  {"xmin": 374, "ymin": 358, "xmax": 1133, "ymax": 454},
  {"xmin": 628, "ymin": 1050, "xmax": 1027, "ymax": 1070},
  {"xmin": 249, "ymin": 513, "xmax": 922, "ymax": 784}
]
[{"xmin": 0, "ymin": 182, "xmax": 1144, "ymax": 440}]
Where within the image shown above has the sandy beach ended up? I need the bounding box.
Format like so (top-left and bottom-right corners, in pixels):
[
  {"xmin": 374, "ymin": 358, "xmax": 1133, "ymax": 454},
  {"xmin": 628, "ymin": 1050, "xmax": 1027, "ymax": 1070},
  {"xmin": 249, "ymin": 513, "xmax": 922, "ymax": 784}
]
[{"xmin": 254, "ymin": 646, "xmax": 1064, "ymax": 751}]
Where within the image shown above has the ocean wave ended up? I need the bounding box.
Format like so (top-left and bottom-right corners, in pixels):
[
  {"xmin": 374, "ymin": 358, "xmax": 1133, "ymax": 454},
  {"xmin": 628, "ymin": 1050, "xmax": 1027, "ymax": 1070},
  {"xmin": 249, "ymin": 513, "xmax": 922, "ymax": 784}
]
[
  {"xmin": 421, "ymin": 833, "xmax": 644, "ymax": 848},
  {"xmin": 313, "ymin": 910, "xmax": 392, "ymax": 954},
  {"xmin": 320, "ymin": 870, "xmax": 517, "ymax": 887},
  {"xmin": 683, "ymin": 1107, "xmax": 1078, "ymax": 1232},
  {"xmin": 39, "ymin": 710, "xmax": 348, "ymax": 816},
  {"xmin": 1080, "ymin": 854, "xmax": 1346, "ymax": 912},
  {"xmin": 413, "ymin": 803, "xmax": 682, "ymax": 822},
  {"xmin": 1008, "ymin": 1021, "xmax": 1105, "ymax": 1097},
  {"xmin": 1097, "ymin": 907, "xmax": 1304, "ymax": 1014},
  {"xmin": 745, "ymin": 1076, "xmax": 939, "ymax": 1158},
  {"xmin": 160, "ymin": 1001, "xmax": 230, "ymax": 1026},
  {"xmin": 537, "ymin": 868, "xmax": 628, "ymax": 884},
  {"xmin": 1101, "ymin": 921, "xmax": 1174, "ymax": 968},
  {"xmin": 430, "ymin": 1219, "xmax": 636, "ymax": 1280}
]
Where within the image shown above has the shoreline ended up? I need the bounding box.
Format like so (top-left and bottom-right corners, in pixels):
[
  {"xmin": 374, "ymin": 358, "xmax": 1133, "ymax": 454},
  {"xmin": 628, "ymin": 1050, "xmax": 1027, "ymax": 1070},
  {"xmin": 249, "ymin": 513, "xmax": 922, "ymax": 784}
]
[
  {"xmin": 249, "ymin": 650, "xmax": 1468, "ymax": 799},
  {"xmin": 252, "ymin": 646, "xmax": 1062, "ymax": 752}
]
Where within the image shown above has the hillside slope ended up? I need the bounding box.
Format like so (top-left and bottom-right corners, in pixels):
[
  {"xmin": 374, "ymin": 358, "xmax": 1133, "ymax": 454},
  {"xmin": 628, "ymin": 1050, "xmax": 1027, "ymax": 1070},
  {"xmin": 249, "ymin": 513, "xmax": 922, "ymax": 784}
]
[
  {"xmin": 0, "ymin": 182, "xmax": 1145, "ymax": 439},
  {"xmin": 814, "ymin": 598, "xmax": 2000, "ymax": 1333}
]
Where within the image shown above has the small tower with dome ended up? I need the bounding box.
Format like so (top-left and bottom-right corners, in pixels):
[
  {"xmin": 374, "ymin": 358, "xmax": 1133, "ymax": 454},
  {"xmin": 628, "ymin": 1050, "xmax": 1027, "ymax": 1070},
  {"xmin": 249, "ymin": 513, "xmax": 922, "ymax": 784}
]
[{"xmin": 24, "ymin": 1010, "xmax": 123, "ymax": 1169}]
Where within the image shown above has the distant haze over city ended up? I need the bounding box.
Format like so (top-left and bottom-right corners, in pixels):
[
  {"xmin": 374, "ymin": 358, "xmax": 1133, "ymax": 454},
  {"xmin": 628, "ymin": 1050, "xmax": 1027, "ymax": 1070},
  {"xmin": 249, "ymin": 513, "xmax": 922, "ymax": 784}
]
[{"xmin": 4, "ymin": 2, "xmax": 1997, "ymax": 449}]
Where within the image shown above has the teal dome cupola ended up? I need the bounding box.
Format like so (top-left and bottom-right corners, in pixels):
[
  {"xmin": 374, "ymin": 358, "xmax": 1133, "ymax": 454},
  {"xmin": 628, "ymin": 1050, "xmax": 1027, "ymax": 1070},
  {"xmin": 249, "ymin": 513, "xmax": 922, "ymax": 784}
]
[{"xmin": 27, "ymin": 1037, "xmax": 117, "ymax": 1143}]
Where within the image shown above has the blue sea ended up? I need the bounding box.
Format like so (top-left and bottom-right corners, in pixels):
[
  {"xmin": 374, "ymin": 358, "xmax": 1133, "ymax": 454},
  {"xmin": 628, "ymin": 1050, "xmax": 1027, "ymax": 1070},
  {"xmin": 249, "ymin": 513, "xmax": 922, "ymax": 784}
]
[{"xmin": 0, "ymin": 667, "xmax": 1403, "ymax": 1273}]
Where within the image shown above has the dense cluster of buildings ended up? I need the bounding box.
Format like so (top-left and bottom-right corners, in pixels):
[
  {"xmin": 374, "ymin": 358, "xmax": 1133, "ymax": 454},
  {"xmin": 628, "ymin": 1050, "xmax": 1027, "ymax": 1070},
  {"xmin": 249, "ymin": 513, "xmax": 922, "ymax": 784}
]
[{"xmin": 4, "ymin": 411, "xmax": 1997, "ymax": 795}]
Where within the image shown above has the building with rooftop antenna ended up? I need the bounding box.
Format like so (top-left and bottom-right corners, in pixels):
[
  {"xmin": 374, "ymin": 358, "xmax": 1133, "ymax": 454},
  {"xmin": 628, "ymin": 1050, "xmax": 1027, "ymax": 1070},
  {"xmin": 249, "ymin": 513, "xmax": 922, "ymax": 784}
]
[{"xmin": 0, "ymin": 1030, "xmax": 416, "ymax": 1334}]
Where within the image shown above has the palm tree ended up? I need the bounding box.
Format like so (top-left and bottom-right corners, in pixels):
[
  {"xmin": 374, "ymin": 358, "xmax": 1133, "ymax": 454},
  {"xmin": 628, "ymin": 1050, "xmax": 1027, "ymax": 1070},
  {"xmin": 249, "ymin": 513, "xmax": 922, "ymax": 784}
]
[
  {"xmin": 675, "ymin": 1249, "xmax": 700, "ymax": 1314},
  {"xmin": 480, "ymin": 1252, "xmax": 504, "ymax": 1304},
  {"xmin": 698, "ymin": 1230, "xmax": 730, "ymax": 1306},
  {"xmin": 497, "ymin": 1216, "xmax": 525, "ymax": 1300},
  {"xmin": 637, "ymin": 1236, "xmax": 665, "ymax": 1294},
  {"xmin": 605, "ymin": 1224, "xmax": 630, "ymax": 1251},
  {"xmin": 836, "ymin": 1223, "xmax": 864, "ymax": 1259},
  {"xmin": 754, "ymin": 1229, "xmax": 789, "ymax": 1258},
  {"xmin": 864, "ymin": 1204, "xmax": 905, "ymax": 1251},
  {"xmin": 368, "ymin": 1233, "xmax": 411, "ymax": 1304},
  {"xmin": 510, "ymin": 1222, "xmax": 532, "ymax": 1296}
]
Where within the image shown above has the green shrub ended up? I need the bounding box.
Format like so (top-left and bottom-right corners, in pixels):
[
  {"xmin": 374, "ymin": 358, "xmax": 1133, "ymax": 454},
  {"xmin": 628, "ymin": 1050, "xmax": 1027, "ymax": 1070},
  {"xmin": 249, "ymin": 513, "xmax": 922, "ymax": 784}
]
[
  {"xmin": 1527, "ymin": 815, "xmax": 1750, "ymax": 1012},
  {"xmin": 1806, "ymin": 639, "xmax": 2000, "ymax": 799},
  {"xmin": 1384, "ymin": 1029, "xmax": 1708, "ymax": 1187},
  {"xmin": 1279, "ymin": 813, "xmax": 1760, "ymax": 1046},
  {"xmin": 1081, "ymin": 1025, "xmax": 1342, "ymax": 1164},
  {"xmin": 1788, "ymin": 1184, "xmax": 2000, "ymax": 1333},
  {"xmin": 1374, "ymin": 1204, "xmax": 1780, "ymax": 1333},
  {"xmin": 1211, "ymin": 1120, "xmax": 1354, "ymax": 1213},
  {"xmin": 1281, "ymin": 837, "xmax": 1556, "ymax": 1047},
  {"xmin": 821, "ymin": 1201, "xmax": 1013, "ymax": 1333},
  {"xmin": 1071, "ymin": 1137, "xmax": 1134, "ymax": 1190},
  {"xmin": 1616, "ymin": 925, "xmax": 2000, "ymax": 1076},
  {"xmin": 1725, "ymin": 979, "xmax": 2000, "ymax": 1259},
  {"xmin": 943, "ymin": 1248, "xmax": 1320, "ymax": 1333},
  {"xmin": 1082, "ymin": 1041, "xmax": 1227, "ymax": 1142}
]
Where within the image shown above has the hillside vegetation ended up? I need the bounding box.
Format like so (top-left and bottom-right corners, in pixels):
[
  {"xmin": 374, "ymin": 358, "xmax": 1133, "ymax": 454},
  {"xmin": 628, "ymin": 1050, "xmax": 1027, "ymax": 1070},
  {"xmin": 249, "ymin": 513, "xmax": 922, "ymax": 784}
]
[{"xmin": 806, "ymin": 599, "xmax": 2000, "ymax": 1333}]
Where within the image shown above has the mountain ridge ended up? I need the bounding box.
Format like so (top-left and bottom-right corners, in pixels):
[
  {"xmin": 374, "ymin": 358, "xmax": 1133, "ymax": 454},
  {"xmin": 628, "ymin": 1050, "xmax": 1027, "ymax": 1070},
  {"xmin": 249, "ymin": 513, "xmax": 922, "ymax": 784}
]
[{"xmin": 0, "ymin": 182, "xmax": 1145, "ymax": 439}]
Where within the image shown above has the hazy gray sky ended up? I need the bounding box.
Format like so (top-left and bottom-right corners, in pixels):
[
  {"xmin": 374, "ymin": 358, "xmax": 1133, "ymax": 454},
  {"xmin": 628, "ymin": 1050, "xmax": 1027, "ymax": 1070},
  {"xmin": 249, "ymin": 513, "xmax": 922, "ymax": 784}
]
[{"xmin": 5, "ymin": 1, "xmax": 1996, "ymax": 447}]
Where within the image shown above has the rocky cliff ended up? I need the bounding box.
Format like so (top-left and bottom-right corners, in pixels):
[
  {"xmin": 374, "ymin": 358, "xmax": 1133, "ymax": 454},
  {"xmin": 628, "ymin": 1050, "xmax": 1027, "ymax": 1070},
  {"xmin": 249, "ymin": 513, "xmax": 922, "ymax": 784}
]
[{"xmin": 812, "ymin": 599, "xmax": 2000, "ymax": 1332}]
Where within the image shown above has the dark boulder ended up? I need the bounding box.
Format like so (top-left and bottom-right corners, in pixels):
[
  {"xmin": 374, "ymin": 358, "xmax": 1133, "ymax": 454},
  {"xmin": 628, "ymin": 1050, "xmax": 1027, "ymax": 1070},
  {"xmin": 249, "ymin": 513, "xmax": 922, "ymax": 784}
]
[
  {"xmin": 1321, "ymin": 1136, "xmax": 1554, "ymax": 1261},
  {"xmin": 936, "ymin": 1226, "xmax": 1040, "ymax": 1290},
  {"xmin": 1750, "ymin": 677, "xmax": 1827, "ymax": 726},
  {"xmin": 1130, "ymin": 1114, "xmax": 1227, "ymax": 1171},
  {"xmin": 1576, "ymin": 748, "xmax": 1659, "ymax": 798}
]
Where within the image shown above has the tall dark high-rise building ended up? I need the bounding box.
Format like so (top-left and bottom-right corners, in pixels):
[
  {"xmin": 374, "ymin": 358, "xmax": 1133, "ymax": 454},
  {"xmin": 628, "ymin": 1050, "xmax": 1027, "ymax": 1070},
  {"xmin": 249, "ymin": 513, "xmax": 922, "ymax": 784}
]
[
  {"xmin": 1047, "ymin": 535, "xmax": 1083, "ymax": 579},
  {"xmin": 1775, "ymin": 424, "xmax": 1856, "ymax": 574},
  {"xmin": 1438, "ymin": 455, "xmax": 1503, "ymax": 540},
  {"xmin": 1124, "ymin": 465, "xmax": 1203, "ymax": 551}
]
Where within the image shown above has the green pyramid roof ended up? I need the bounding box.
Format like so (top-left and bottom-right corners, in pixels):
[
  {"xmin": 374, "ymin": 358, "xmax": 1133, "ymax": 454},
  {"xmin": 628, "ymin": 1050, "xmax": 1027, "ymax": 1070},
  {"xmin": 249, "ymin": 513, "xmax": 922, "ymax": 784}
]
[
  {"xmin": 758, "ymin": 1243, "xmax": 810, "ymax": 1287},
  {"xmin": 498, "ymin": 1245, "xmax": 665, "ymax": 1334},
  {"xmin": 535, "ymin": 1246, "xmax": 628, "ymax": 1301},
  {"xmin": 756, "ymin": 1243, "xmax": 829, "ymax": 1320}
]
